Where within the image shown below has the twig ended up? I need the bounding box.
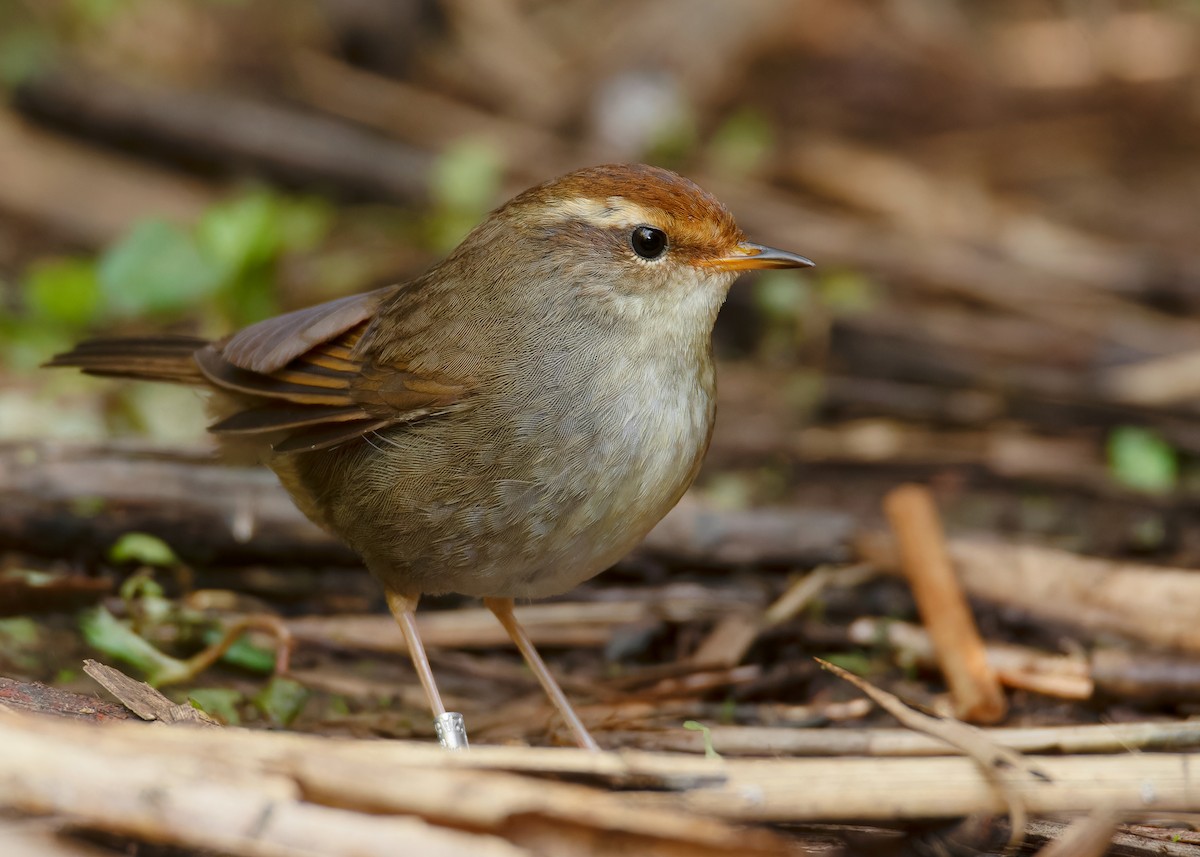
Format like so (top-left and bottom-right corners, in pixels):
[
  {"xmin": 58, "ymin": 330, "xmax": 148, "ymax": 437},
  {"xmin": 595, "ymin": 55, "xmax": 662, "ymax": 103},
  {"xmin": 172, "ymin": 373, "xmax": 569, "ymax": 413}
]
[
  {"xmin": 1033, "ymin": 804, "xmax": 1120, "ymax": 857},
  {"xmin": 16, "ymin": 66, "xmax": 432, "ymax": 203},
  {"xmin": 0, "ymin": 676, "xmax": 131, "ymax": 723},
  {"xmin": 2, "ymin": 712, "xmax": 1198, "ymax": 827},
  {"xmin": 818, "ymin": 658, "xmax": 1045, "ymax": 847},
  {"xmin": 0, "ymin": 819, "xmax": 116, "ymax": 857},
  {"xmin": 848, "ymin": 617, "xmax": 1094, "ymax": 700},
  {"xmin": 883, "ymin": 484, "xmax": 1007, "ymax": 722},
  {"xmin": 926, "ymin": 539, "xmax": 1200, "ymax": 654},
  {"xmin": 171, "ymin": 614, "xmax": 294, "ymax": 684},
  {"xmin": 288, "ymin": 596, "xmax": 735, "ymax": 653},
  {"xmin": 614, "ymin": 718, "xmax": 1200, "ymax": 757},
  {"xmin": 691, "ymin": 563, "xmax": 875, "ymax": 667},
  {"xmin": 0, "ymin": 109, "xmax": 214, "ymax": 246},
  {"xmin": 82, "ymin": 660, "xmax": 217, "ymax": 727}
]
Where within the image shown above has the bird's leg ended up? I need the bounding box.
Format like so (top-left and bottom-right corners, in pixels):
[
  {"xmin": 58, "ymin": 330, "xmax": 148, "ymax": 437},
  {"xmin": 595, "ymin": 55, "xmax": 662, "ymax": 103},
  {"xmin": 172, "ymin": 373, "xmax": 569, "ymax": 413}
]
[
  {"xmin": 384, "ymin": 589, "xmax": 469, "ymax": 750},
  {"xmin": 483, "ymin": 596, "xmax": 600, "ymax": 751}
]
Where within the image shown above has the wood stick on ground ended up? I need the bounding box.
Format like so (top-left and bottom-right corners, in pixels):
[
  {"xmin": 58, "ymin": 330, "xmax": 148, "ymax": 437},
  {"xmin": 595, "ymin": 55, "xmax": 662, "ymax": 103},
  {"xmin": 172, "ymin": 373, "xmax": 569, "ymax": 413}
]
[
  {"xmin": 1028, "ymin": 820, "xmax": 1200, "ymax": 857},
  {"xmin": 0, "ymin": 819, "xmax": 118, "ymax": 857},
  {"xmin": 859, "ymin": 532, "xmax": 1200, "ymax": 655},
  {"xmin": 16, "ymin": 67, "xmax": 432, "ymax": 204},
  {"xmin": 81, "ymin": 660, "xmax": 217, "ymax": 727},
  {"xmin": 819, "ymin": 658, "xmax": 1042, "ymax": 845},
  {"xmin": 0, "ymin": 677, "xmax": 131, "ymax": 724},
  {"xmin": 613, "ymin": 718, "xmax": 1200, "ymax": 757},
  {"xmin": 0, "ymin": 712, "xmax": 788, "ymax": 857},
  {"xmin": 690, "ymin": 563, "xmax": 875, "ymax": 668},
  {"xmin": 288, "ymin": 596, "xmax": 737, "ymax": 653},
  {"xmin": 848, "ymin": 617, "xmax": 1094, "ymax": 700},
  {"xmin": 1, "ymin": 712, "xmax": 1197, "ymax": 829},
  {"xmin": 0, "ymin": 109, "xmax": 215, "ymax": 246},
  {"xmin": 1033, "ymin": 804, "xmax": 1120, "ymax": 857},
  {"xmin": 883, "ymin": 484, "xmax": 1007, "ymax": 722}
]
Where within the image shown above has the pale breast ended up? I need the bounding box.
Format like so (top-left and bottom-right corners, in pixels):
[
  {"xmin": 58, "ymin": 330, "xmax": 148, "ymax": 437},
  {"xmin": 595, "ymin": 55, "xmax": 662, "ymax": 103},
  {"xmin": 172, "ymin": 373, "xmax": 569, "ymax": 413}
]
[{"xmin": 503, "ymin": 347, "xmax": 716, "ymax": 596}]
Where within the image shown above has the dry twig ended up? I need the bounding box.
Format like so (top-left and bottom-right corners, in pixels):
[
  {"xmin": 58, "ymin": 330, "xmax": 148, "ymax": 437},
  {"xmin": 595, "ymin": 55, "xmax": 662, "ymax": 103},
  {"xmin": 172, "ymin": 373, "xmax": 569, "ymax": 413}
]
[{"xmin": 883, "ymin": 484, "xmax": 1007, "ymax": 722}]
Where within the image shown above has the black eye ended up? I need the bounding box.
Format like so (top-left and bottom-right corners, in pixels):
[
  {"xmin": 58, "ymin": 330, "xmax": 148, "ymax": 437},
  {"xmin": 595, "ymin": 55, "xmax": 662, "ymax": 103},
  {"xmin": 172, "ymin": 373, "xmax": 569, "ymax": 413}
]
[{"xmin": 630, "ymin": 226, "xmax": 668, "ymax": 260}]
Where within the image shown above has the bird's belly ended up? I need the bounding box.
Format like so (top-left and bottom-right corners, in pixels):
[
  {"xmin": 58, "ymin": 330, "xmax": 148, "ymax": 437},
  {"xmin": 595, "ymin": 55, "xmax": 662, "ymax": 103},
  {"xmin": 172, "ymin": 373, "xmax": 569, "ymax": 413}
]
[
  {"xmin": 285, "ymin": 359, "xmax": 714, "ymax": 599},
  {"xmin": 498, "ymin": 379, "xmax": 714, "ymax": 596}
]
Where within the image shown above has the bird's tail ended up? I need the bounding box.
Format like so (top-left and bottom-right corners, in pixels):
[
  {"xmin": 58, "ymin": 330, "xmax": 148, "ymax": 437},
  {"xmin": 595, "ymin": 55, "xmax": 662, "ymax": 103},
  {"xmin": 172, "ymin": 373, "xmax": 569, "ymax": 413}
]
[{"xmin": 45, "ymin": 336, "xmax": 210, "ymax": 385}]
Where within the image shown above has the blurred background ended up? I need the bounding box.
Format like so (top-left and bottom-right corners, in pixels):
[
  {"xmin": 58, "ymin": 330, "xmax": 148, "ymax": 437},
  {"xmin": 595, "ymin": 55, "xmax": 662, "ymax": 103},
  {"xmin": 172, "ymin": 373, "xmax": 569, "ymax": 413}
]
[
  {"xmin": 6, "ymin": 7, "xmax": 1200, "ymax": 844},
  {"xmin": 2, "ymin": 0, "xmax": 1200, "ymax": 555}
]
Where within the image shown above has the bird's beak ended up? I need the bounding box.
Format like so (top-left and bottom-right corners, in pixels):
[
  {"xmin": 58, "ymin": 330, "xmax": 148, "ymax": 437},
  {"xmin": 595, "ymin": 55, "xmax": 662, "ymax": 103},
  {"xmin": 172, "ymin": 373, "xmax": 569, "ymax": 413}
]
[{"xmin": 700, "ymin": 242, "xmax": 815, "ymax": 272}]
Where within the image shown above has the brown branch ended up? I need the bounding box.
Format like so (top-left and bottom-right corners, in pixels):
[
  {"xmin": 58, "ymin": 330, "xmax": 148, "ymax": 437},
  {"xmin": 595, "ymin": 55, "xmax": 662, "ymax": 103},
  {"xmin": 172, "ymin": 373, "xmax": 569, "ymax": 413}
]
[
  {"xmin": 15, "ymin": 66, "xmax": 432, "ymax": 204},
  {"xmin": 883, "ymin": 484, "xmax": 1007, "ymax": 722}
]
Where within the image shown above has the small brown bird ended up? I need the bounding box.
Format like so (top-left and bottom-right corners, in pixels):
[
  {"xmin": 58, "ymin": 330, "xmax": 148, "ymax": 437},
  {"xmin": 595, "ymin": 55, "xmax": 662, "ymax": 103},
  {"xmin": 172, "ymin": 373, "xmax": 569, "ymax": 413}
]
[{"xmin": 50, "ymin": 164, "xmax": 813, "ymax": 749}]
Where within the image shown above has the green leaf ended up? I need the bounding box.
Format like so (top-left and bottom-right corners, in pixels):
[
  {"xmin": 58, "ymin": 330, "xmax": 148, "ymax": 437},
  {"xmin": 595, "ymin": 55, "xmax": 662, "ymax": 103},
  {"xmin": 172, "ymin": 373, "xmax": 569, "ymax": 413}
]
[
  {"xmin": 54, "ymin": 667, "xmax": 79, "ymax": 684},
  {"xmin": 274, "ymin": 196, "xmax": 333, "ymax": 252},
  {"xmin": 1108, "ymin": 426, "xmax": 1178, "ymax": 494},
  {"xmin": 682, "ymin": 720, "xmax": 722, "ymax": 759},
  {"xmin": 817, "ymin": 269, "xmax": 879, "ymax": 316},
  {"xmin": 0, "ymin": 616, "xmax": 39, "ymax": 647},
  {"xmin": 0, "ymin": 27, "xmax": 56, "ymax": 88},
  {"xmin": 709, "ymin": 108, "xmax": 774, "ymax": 177},
  {"xmin": 188, "ymin": 688, "xmax": 243, "ymax": 725},
  {"xmin": 820, "ymin": 651, "xmax": 873, "ymax": 677},
  {"xmin": 252, "ymin": 676, "xmax": 309, "ymax": 727},
  {"xmin": 98, "ymin": 219, "xmax": 227, "ymax": 318},
  {"xmin": 79, "ymin": 606, "xmax": 186, "ymax": 685},
  {"xmin": 644, "ymin": 109, "xmax": 699, "ymax": 169},
  {"xmin": 216, "ymin": 266, "xmax": 279, "ymax": 327},
  {"xmin": 754, "ymin": 271, "xmax": 810, "ymax": 321},
  {"xmin": 196, "ymin": 192, "xmax": 281, "ymax": 274},
  {"xmin": 24, "ymin": 258, "xmax": 102, "ymax": 328},
  {"xmin": 0, "ymin": 617, "xmax": 41, "ymax": 672},
  {"xmin": 431, "ymin": 139, "xmax": 504, "ymax": 214},
  {"xmin": 108, "ymin": 532, "xmax": 180, "ymax": 567},
  {"xmin": 70, "ymin": 0, "xmax": 130, "ymax": 26},
  {"xmin": 0, "ymin": 322, "xmax": 74, "ymax": 372},
  {"xmin": 202, "ymin": 626, "xmax": 277, "ymax": 674}
]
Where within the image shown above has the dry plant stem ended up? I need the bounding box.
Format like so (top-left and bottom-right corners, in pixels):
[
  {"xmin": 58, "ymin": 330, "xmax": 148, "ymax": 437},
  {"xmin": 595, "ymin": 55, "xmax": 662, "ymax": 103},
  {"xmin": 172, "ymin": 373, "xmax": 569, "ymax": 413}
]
[
  {"xmin": 0, "ymin": 818, "xmax": 117, "ymax": 857},
  {"xmin": 289, "ymin": 595, "xmax": 732, "ymax": 652},
  {"xmin": 21, "ymin": 67, "xmax": 431, "ymax": 204},
  {"xmin": 857, "ymin": 533, "xmax": 1200, "ymax": 655},
  {"xmin": 883, "ymin": 484, "xmax": 1007, "ymax": 723},
  {"xmin": 484, "ymin": 597, "xmax": 599, "ymax": 751},
  {"xmin": 613, "ymin": 718, "xmax": 1200, "ymax": 757},
  {"xmin": 819, "ymin": 658, "xmax": 1043, "ymax": 849},
  {"xmin": 168, "ymin": 614, "xmax": 294, "ymax": 684},
  {"xmin": 1028, "ymin": 820, "xmax": 1200, "ymax": 857},
  {"xmin": 1033, "ymin": 804, "xmax": 1120, "ymax": 857},
  {"xmin": 691, "ymin": 563, "xmax": 875, "ymax": 668},
  {"xmin": 0, "ymin": 110, "xmax": 214, "ymax": 245},
  {"xmin": 4, "ymin": 712, "xmax": 1199, "ymax": 828},
  {"xmin": 849, "ymin": 617, "xmax": 1094, "ymax": 700},
  {"xmin": 0, "ymin": 676, "xmax": 132, "ymax": 723},
  {"xmin": 0, "ymin": 713, "xmax": 784, "ymax": 857}
]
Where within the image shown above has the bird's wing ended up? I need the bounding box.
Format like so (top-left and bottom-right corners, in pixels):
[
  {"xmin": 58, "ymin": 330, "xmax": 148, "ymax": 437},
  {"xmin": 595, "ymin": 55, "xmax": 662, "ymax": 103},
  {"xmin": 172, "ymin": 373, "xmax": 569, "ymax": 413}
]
[{"xmin": 197, "ymin": 287, "xmax": 467, "ymax": 453}]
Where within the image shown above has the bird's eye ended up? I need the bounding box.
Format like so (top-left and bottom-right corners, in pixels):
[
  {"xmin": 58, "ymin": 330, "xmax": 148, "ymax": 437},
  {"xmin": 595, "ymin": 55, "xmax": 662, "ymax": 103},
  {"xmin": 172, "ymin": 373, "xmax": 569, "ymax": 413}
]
[{"xmin": 630, "ymin": 226, "xmax": 668, "ymax": 260}]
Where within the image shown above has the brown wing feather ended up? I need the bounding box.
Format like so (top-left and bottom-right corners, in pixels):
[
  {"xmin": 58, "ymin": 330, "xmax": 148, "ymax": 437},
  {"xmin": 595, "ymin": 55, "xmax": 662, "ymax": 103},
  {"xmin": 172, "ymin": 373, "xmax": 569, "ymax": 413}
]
[
  {"xmin": 199, "ymin": 287, "xmax": 468, "ymax": 452},
  {"xmin": 45, "ymin": 336, "xmax": 208, "ymax": 384},
  {"xmin": 221, "ymin": 289, "xmax": 383, "ymax": 375},
  {"xmin": 272, "ymin": 419, "xmax": 397, "ymax": 454}
]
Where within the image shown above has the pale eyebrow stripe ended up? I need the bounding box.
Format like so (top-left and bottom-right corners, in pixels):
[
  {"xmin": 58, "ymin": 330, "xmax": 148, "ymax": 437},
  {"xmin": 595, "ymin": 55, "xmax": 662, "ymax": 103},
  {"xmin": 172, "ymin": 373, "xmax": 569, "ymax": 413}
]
[{"xmin": 535, "ymin": 196, "xmax": 663, "ymax": 228}]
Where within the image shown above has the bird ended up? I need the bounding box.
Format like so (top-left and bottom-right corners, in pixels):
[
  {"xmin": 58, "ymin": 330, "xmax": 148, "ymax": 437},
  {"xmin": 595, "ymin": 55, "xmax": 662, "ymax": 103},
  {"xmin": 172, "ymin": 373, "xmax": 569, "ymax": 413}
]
[{"xmin": 49, "ymin": 163, "xmax": 814, "ymax": 750}]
